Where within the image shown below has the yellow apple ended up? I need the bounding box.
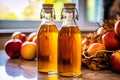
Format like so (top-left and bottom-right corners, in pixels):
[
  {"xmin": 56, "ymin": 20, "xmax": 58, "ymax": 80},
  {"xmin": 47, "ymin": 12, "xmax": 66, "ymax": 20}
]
[
  {"xmin": 32, "ymin": 36, "xmax": 37, "ymax": 44},
  {"xmin": 86, "ymin": 43, "xmax": 106, "ymax": 56},
  {"xmin": 27, "ymin": 32, "xmax": 37, "ymax": 41},
  {"xmin": 21, "ymin": 41, "xmax": 37, "ymax": 60}
]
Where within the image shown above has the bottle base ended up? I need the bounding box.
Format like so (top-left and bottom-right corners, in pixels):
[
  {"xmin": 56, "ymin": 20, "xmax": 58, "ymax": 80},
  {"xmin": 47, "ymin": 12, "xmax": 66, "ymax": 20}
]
[
  {"xmin": 38, "ymin": 70, "xmax": 57, "ymax": 75},
  {"xmin": 58, "ymin": 72, "xmax": 82, "ymax": 77}
]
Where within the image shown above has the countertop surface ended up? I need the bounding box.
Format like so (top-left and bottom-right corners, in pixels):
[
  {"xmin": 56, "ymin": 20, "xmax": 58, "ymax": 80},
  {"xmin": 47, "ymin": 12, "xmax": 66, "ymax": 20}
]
[{"xmin": 0, "ymin": 50, "xmax": 120, "ymax": 80}]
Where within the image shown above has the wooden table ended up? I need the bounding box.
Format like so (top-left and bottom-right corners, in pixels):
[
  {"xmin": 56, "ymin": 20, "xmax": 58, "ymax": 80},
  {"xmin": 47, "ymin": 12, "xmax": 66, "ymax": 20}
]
[{"xmin": 0, "ymin": 50, "xmax": 120, "ymax": 80}]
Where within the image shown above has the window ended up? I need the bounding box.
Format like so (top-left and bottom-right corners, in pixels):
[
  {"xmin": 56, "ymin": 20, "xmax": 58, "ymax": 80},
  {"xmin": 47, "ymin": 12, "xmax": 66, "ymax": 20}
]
[
  {"xmin": 86, "ymin": 0, "xmax": 103, "ymax": 22},
  {"xmin": 0, "ymin": 0, "xmax": 104, "ymax": 33},
  {"xmin": 0, "ymin": 0, "xmax": 78, "ymax": 20},
  {"xmin": 77, "ymin": 0, "xmax": 104, "ymax": 31}
]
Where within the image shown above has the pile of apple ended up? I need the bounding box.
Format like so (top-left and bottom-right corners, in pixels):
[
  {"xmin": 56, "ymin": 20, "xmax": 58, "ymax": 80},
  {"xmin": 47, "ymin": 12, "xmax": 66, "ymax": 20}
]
[
  {"xmin": 4, "ymin": 32, "xmax": 37, "ymax": 60},
  {"xmin": 82, "ymin": 20, "xmax": 120, "ymax": 73}
]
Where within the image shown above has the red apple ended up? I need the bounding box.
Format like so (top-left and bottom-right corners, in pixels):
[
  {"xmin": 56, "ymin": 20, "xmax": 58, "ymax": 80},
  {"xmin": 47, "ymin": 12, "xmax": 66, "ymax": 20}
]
[
  {"xmin": 27, "ymin": 32, "xmax": 37, "ymax": 41},
  {"xmin": 114, "ymin": 20, "xmax": 120, "ymax": 38},
  {"xmin": 97, "ymin": 27, "xmax": 106, "ymax": 35},
  {"xmin": 11, "ymin": 32, "xmax": 27, "ymax": 42},
  {"xmin": 110, "ymin": 50, "xmax": 120, "ymax": 73},
  {"xmin": 21, "ymin": 41, "xmax": 37, "ymax": 60},
  {"xmin": 102, "ymin": 31, "xmax": 120, "ymax": 50},
  {"xmin": 4, "ymin": 39, "xmax": 22, "ymax": 58}
]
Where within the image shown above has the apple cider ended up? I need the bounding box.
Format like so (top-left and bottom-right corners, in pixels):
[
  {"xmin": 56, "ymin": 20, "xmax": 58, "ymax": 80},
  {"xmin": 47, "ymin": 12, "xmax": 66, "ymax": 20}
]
[
  {"xmin": 37, "ymin": 4, "xmax": 58, "ymax": 74},
  {"xmin": 38, "ymin": 24, "xmax": 58, "ymax": 73},
  {"xmin": 58, "ymin": 26, "xmax": 82, "ymax": 76},
  {"xmin": 58, "ymin": 3, "xmax": 82, "ymax": 77}
]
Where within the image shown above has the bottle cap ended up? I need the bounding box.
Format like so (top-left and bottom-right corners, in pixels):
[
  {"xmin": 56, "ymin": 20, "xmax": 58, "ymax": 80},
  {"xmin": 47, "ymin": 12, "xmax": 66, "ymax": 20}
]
[
  {"xmin": 42, "ymin": 4, "xmax": 53, "ymax": 13},
  {"xmin": 42, "ymin": 4, "xmax": 53, "ymax": 9},
  {"xmin": 64, "ymin": 3, "xmax": 76, "ymax": 12},
  {"xmin": 64, "ymin": 3, "xmax": 76, "ymax": 9}
]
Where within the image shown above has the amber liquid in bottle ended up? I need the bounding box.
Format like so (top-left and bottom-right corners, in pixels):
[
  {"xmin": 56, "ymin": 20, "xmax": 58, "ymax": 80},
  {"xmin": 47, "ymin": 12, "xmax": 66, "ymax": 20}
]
[
  {"xmin": 38, "ymin": 24, "xmax": 58, "ymax": 73},
  {"xmin": 58, "ymin": 26, "xmax": 82, "ymax": 76}
]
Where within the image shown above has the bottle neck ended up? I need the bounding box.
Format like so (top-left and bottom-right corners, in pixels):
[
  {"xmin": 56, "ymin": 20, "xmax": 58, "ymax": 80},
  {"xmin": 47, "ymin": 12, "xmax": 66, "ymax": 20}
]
[
  {"xmin": 62, "ymin": 12, "xmax": 77, "ymax": 26},
  {"xmin": 44, "ymin": 12, "xmax": 53, "ymax": 22},
  {"xmin": 40, "ymin": 8, "xmax": 55, "ymax": 25}
]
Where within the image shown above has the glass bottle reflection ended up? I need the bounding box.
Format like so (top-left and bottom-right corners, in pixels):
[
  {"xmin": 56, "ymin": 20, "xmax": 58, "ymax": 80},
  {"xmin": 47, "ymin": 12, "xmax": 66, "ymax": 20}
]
[{"xmin": 38, "ymin": 73, "xmax": 58, "ymax": 80}]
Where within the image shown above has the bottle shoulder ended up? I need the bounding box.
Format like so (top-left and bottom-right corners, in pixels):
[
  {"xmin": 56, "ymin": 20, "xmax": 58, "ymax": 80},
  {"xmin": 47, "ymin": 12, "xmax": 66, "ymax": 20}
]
[
  {"xmin": 59, "ymin": 26, "xmax": 81, "ymax": 34},
  {"xmin": 38, "ymin": 24, "xmax": 58, "ymax": 33}
]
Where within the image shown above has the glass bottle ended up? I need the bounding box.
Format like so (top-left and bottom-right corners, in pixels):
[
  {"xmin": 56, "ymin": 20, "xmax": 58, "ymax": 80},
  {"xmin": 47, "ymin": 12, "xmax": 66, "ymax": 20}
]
[
  {"xmin": 58, "ymin": 3, "xmax": 82, "ymax": 77},
  {"xmin": 37, "ymin": 4, "xmax": 58, "ymax": 74}
]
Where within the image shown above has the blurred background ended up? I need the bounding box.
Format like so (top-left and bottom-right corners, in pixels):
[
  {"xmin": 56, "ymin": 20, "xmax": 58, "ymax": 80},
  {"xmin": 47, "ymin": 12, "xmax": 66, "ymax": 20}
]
[
  {"xmin": 0, "ymin": 0, "xmax": 119, "ymax": 21},
  {"xmin": 0, "ymin": 0, "xmax": 120, "ymax": 49},
  {"xmin": 0, "ymin": 0, "xmax": 120, "ymax": 31},
  {"xmin": 0, "ymin": 0, "xmax": 78, "ymax": 21}
]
